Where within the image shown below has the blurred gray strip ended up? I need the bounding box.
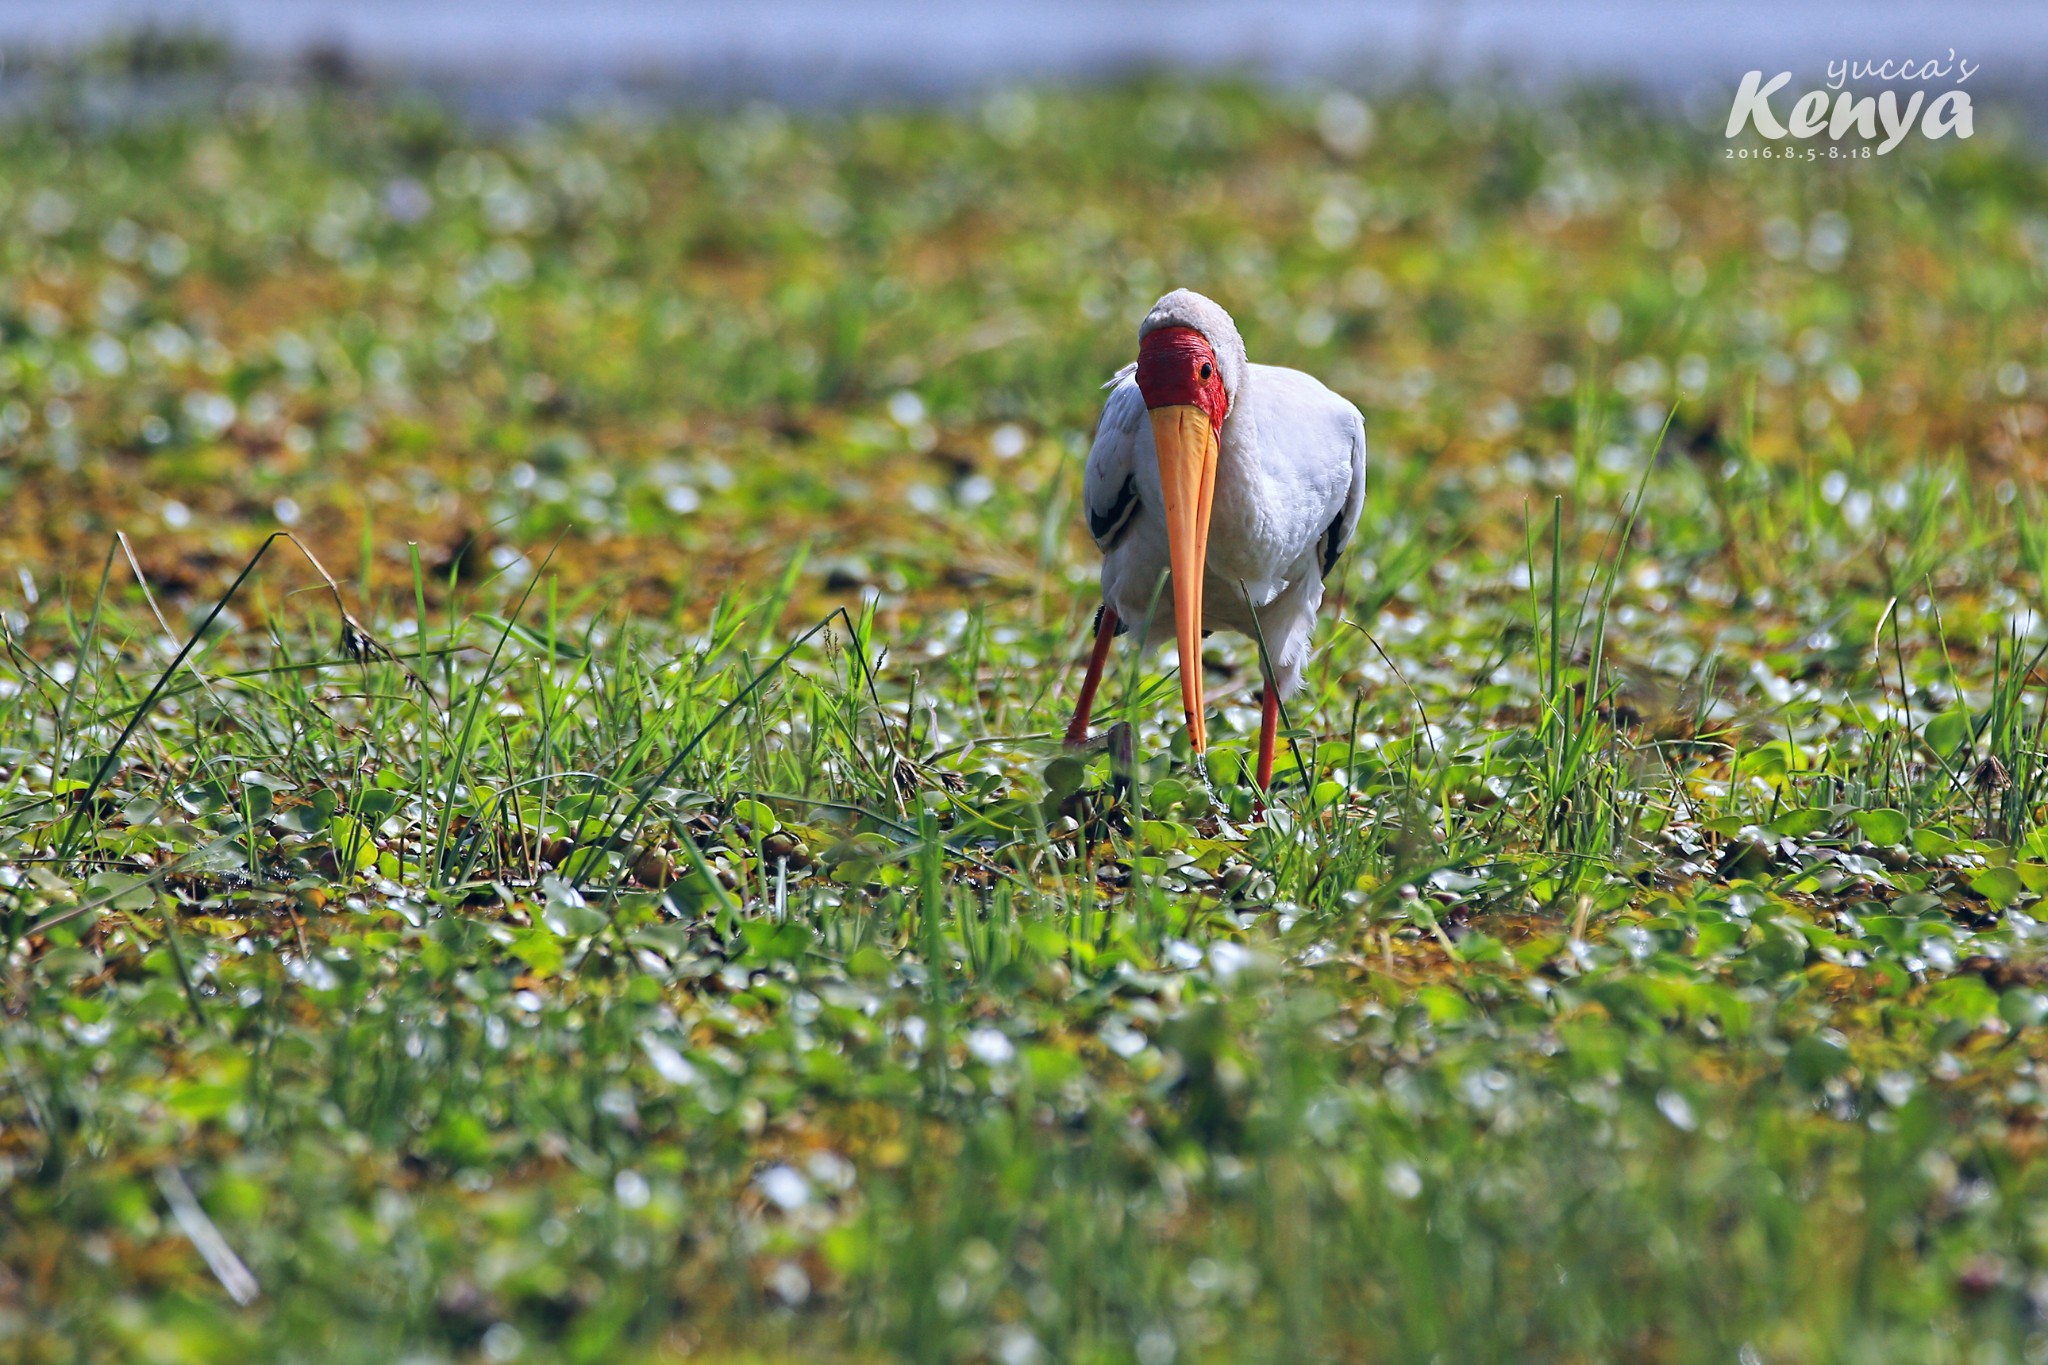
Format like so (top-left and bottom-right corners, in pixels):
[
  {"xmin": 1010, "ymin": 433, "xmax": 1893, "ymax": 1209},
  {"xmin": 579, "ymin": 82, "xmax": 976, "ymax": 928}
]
[{"xmin": 157, "ymin": 1166, "xmax": 261, "ymax": 1307}]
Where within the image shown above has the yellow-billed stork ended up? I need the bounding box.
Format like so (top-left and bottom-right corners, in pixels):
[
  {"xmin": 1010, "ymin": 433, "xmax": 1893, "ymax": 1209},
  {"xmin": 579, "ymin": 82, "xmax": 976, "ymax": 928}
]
[{"xmin": 1064, "ymin": 288, "xmax": 1367, "ymax": 793}]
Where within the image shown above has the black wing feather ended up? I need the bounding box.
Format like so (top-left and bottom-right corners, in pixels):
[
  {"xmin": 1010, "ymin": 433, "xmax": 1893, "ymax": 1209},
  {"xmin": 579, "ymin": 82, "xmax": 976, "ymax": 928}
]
[
  {"xmin": 1319, "ymin": 507, "xmax": 1349, "ymax": 579},
  {"xmin": 1088, "ymin": 473, "xmax": 1140, "ymax": 550},
  {"xmin": 1319, "ymin": 415, "xmax": 1368, "ymax": 579}
]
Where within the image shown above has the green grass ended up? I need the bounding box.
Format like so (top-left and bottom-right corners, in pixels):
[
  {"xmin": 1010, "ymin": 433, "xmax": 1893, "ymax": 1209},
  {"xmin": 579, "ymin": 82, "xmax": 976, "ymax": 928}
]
[{"xmin": 5, "ymin": 66, "xmax": 2048, "ymax": 1363}]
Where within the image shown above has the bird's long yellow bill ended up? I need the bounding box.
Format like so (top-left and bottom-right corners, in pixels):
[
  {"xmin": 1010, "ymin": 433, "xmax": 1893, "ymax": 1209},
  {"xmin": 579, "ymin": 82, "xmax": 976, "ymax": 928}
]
[{"xmin": 1149, "ymin": 403, "xmax": 1218, "ymax": 754}]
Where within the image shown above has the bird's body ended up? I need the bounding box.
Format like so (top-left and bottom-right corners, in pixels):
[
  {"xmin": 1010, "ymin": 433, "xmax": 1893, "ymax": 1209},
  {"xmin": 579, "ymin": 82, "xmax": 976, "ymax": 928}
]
[
  {"xmin": 1085, "ymin": 361, "xmax": 1365, "ymax": 697},
  {"xmin": 1066, "ymin": 289, "xmax": 1367, "ymax": 790}
]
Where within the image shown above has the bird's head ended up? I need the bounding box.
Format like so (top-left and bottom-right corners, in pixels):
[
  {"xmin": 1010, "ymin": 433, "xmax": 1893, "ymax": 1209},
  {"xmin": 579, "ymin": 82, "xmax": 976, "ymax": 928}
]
[{"xmin": 1131, "ymin": 289, "xmax": 1244, "ymax": 756}]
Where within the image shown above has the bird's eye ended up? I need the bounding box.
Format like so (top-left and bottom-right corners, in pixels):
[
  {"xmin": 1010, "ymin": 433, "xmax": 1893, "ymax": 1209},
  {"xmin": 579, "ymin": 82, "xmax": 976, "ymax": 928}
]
[{"xmin": 1199, "ymin": 362, "xmax": 1213, "ymax": 380}]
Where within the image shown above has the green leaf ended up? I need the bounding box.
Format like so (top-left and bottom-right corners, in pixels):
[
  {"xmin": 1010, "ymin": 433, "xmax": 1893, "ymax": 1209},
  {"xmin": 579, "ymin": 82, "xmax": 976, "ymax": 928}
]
[
  {"xmin": 1450, "ymin": 932, "xmax": 1508, "ymax": 965},
  {"xmin": 1973, "ymin": 866, "xmax": 2024, "ymax": 906},
  {"xmin": 83, "ymin": 871, "xmax": 156, "ymax": 912},
  {"xmin": 740, "ymin": 920, "xmax": 813, "ymax": 962},
  {"xmin": 120, "ymin": 794, "xmax": 167, "ymax": 825},
  {"xmin": 166, "ymin": 1081, "xmax": 239, "ymax": 1122},
  {"xmin": 553, "ymin": 793, "xmax": 616, "ymax": 839},
  {"xmin": 557, "ymin": 846, "xmax": 614, "ymax": 882},
  {"xmin": 1145, "ymin": 777, "xmax": 1190, "ymax": 816},
  {"xmin": 959, "ymin": 798, "xmax": 1040, "ymax": 837},
  {"xmin": 1852, "ymin": 809, "xmax": 1909, "ymax": 847},
  {"xmin": 276, "ymin": 787, "xmax": 339, "ymax": 833},
  {"xmin": 1912, "ymin": 827, "xmax": 1959, "ymax": 858},
  {"xmin": 627, "ymin": 924, "xmax": 697, "ymax": 960},
  {"xmin": 541, "ymin": 894, "xmax": 608, "ymax": 938},
  {"xmin": 508, "ymin": 926, "xmax": 566, "ymax": 976},
  {"xmin": 176, "ymin": 780, "xmax": 232, "ymax": 815},
  {"xmin": 1999, "ymin": 990, "xmax": 2048, "ymax": 1030},
  {"xmin": 847, "ymin": 945, "xmax": 893, "ymax": 979},
  {"xmin": 1204, "ymin": 749, "xmax": 1249, "ymax": 789},
  {"xmin": 328, "ymin": 816, "xmax": 380, "ymax": 872},
  {"xmin": 1786, "ymin": 1030, "xmax": 1851, "ymax": 1089},
  {"xmin": 1767, "ymin": 807, "xmax": 1831, "ymax": 839},
  {"xmin": 1025, "ymin": 1044, "xmax": 1084, "ymax": 1087},
  {"xmin": 240, "ymin": 784, "xmax": 274, "ymax": 820},
  {"xmin": 1417, "ymin": 984, "xmax": 1471, "ymax": 1024},
  {"xmin": 1138, "ymin": 819, "xmax": 1186, "ymax": 851},
  {"xmin": 1313, "ymin": 739, "xmax": 1353, "ymax": 768},
  {"xmin": 730, "ymin": 798, "xmax": 780, "ymax": 834},
  {"xmin": 354, "ymin": 788, "xmax": 401, "ymax": 820},
  {"xmin": 1928, "ymin": 975, "xmax": 1998, "ymax": 1025},
  {"xmin": 1043, "ymin": 755, "xmax": 1087, "ymax": 799},
  {"xmin": 425, "ymin": 1109, "xmax": 492, "ymax": 1165},
  {"xmin": 1923, "ymin": 708, "xmax": 1973, "ymax": 758},
  {"xmin": 1691, "ymin": 918, "xmax": 1743, "ymax": 958}
]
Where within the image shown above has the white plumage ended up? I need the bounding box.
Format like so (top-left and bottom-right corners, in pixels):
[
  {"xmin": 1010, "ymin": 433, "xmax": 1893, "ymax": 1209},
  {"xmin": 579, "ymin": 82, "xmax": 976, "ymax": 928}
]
[{"xmin": 1065, "ymin": 289, "xmax": 1367, "ymax": 789}]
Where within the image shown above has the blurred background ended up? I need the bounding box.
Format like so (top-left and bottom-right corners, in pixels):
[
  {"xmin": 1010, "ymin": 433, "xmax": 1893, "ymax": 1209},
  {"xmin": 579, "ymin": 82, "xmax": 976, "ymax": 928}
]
[
  {"xmin": 5, "ymin": 1, "xmax": 2048, "ymax": 116},
  {"xmin": 0, "ymin": 0, "xmax": 2043, "ymax": 620}
]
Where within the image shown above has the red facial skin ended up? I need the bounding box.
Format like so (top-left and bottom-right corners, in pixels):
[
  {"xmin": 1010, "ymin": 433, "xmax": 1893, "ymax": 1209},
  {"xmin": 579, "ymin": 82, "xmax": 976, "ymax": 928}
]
[{"xmin": 1135, "ymin": 326, "xmax": 1229, "ymax": 433}]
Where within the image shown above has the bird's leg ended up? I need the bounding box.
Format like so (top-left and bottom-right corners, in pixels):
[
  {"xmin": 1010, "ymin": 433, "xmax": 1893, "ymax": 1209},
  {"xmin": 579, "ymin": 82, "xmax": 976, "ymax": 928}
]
[
  {"xmin": 1063, "ymin": 606, "xmax": 1119, "ymax": 748},
  {"xmin": 1254, "ymin": 679, "xmax": 1281, "ymax": 808}
]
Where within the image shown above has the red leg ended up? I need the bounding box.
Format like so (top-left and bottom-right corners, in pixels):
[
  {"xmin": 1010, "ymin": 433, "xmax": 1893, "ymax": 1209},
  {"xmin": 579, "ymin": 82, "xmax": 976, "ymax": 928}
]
[
  {"xmin": 1064, "ymin": 607, "xmax": 1119, "ymax": 748},
  {"xmin": 1255, "ymin": 681, "xmax": 1280, "ymax": 794}
]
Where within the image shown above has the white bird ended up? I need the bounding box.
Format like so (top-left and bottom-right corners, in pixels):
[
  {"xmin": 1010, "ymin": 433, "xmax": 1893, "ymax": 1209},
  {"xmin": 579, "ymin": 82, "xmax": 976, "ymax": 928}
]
[{"xmin": 1064, "ymin": 289, "xmax": 1367, "ymax": 794}]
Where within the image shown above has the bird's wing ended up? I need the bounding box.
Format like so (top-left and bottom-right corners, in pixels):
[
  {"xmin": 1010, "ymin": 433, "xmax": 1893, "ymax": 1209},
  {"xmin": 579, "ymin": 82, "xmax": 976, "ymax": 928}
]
[
  {"xmin": 1083, "ymin": 376, "xmax": 1146, "ymax": 553},
  {"xmin": 1318, "ymin": 404, "xmax": 1368, "ymax": 579}
]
